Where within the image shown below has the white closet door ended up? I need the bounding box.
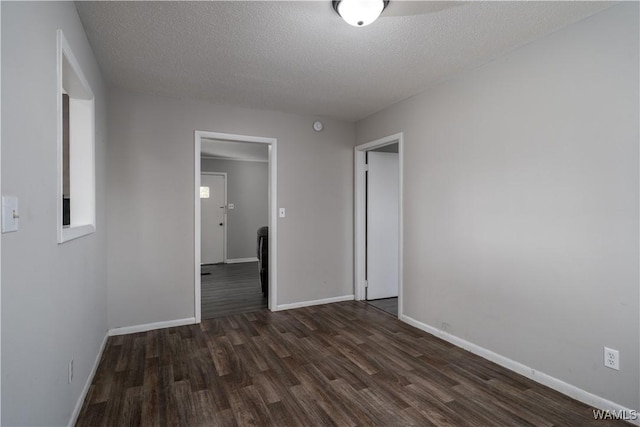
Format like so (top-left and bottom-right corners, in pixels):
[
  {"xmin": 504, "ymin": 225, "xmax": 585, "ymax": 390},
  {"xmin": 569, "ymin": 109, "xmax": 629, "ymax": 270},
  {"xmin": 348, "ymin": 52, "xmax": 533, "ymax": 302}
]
[{"xmin": 366, "ymin": 152, "xmax": 399, "ymax": 300}]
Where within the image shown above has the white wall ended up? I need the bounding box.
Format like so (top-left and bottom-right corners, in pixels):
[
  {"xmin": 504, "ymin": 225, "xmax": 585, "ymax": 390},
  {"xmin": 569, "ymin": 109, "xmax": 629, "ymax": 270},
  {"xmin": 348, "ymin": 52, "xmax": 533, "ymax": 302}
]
[
  {"xmin": 107, "ymin": 89, "xmax": 354, "ymax": 328},
  {"xmin": 356, "ymin": 3, "xmax": 639, "ymax": 410},
  {"xmin": 1, "ymin": 2, "xmax": 108, "ymax": 425},
  {"xmin": 201, "ymin": 158, "xmax": 268, "ymax": 260}
]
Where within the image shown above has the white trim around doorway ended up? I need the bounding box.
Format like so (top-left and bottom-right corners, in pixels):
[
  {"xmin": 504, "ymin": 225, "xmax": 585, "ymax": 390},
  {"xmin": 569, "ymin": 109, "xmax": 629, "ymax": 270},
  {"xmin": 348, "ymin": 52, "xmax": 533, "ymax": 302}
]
[
  {"xmin": 195, "ymin": 131, "xmax": 278, "ymax": 323},
  {"xmin": 354, "ymin": 133, "xmax": 404, "ymax": 319}
]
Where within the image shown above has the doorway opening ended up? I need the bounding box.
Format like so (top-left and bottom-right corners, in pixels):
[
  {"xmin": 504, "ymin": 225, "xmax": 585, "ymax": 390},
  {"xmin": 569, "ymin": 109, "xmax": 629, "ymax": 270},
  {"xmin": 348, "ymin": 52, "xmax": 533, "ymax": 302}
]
[
  {"xmin": 354, "ymin": 133, "xmax": 403, "ymax": 318},
  {"xmin": 195, "ymin": 131, "xmax": 277, "ymax": 322}
]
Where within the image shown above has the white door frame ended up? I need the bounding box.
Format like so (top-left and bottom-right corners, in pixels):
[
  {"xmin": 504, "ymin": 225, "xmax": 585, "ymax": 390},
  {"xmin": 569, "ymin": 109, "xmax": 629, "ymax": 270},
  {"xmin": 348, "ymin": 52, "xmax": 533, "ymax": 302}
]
[
  {"xmin": 354, "ymin": 133, "xmax": 404, "ymax": 319},
  {"xmin": 200, "ymin": 172, "xmax": 227, "ymax": 264},
  {"xmin": 1, "ymin": 8, "xmax": 3, "ymax": 419},
  {"xmin": 195, "ymin": 131, "xmax": 278, "ymax": 322}
]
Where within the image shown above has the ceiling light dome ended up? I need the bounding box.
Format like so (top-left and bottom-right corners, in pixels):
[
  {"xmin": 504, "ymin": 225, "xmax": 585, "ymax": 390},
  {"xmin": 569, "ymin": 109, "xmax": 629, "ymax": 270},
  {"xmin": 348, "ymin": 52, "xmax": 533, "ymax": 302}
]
[{"xmin": 333, "ymin": 0, "xmax": 389, "ymax": 27}]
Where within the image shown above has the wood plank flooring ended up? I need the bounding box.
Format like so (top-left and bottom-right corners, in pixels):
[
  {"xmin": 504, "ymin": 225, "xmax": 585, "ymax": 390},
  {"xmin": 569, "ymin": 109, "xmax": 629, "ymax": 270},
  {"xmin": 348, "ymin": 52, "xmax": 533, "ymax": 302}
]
[
  {"xmin": 76, "ymin": 301, "xmax": 629, "ymax": 426},
  {"xmin": 201, "ymin": 262, "xmax": 266, "ymax": 319}
]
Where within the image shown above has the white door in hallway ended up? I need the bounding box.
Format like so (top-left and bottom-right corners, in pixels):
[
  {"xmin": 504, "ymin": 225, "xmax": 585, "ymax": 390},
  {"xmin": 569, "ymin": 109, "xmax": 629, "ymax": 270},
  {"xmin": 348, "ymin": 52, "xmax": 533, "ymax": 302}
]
[
  {"xmin": 366, "ymin": 152, "xmax": 399, "ymax": 300},
  {"xmin": 201, "ymin": 174, "xmax": 226, "ymax": 264}
]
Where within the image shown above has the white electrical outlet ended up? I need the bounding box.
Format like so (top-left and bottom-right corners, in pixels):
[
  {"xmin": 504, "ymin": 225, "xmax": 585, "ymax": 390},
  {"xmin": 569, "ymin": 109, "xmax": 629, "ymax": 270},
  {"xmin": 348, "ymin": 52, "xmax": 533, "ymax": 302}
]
[
  {"xmin": 68, "ymin": 359, "xmax": 74, "ymax": 384},
  {"xmin": 604, "ymin": 347, "xmax": 619, "ymax": 370}
]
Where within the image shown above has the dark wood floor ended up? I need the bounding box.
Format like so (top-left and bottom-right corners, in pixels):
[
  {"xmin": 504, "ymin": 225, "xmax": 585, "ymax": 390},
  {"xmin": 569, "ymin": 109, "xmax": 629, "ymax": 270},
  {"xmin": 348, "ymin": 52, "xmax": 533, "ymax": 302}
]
[
  {"xmin": 76, "ymin": 301, "xmax": 627, "ymax": 426},
  {"xmin": 367, "ymin": 297, "xmax": 398, "ymax": 316},
  {"xmin": 201, "ymin": 262, "xmax": 266, "ymax": 319}
]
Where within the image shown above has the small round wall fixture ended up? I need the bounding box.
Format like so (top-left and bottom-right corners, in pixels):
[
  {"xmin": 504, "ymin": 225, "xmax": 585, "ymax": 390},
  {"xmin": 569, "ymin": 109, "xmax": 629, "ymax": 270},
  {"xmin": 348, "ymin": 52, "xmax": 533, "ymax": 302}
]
[
  {"xmin": 313, "ymin": 121, "xmax": 324, "ymax": 132},
  {"xmin": 333, "ymin": 0, "xmax": 389, "ymax": 27}
]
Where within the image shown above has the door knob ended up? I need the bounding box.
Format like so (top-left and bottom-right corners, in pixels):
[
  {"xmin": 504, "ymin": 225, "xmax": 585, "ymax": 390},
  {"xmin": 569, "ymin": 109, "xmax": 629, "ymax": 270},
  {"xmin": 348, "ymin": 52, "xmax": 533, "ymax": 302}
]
[{"xmin": 219, "ymin": 223, "xmax": 223, "ymax": 226}]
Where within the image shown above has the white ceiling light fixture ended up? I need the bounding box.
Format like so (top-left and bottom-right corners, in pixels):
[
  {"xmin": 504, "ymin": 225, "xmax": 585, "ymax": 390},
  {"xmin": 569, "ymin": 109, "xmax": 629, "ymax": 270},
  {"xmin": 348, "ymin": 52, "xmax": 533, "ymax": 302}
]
[{"xmin": 333, "ymin": 0, "xmax": 389, "ymax": 27}]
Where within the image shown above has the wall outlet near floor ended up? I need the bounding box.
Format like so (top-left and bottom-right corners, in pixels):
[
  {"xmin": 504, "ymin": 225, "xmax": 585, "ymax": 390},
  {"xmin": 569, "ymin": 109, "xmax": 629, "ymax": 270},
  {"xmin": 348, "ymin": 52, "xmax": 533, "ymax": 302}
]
[
  {"xmin": 68, "ymin": 359, "xmax": 74, "ymax": 384},
  {"xmin": 604, "ymin": 347, "xmax": 619, "ymax": 370}
]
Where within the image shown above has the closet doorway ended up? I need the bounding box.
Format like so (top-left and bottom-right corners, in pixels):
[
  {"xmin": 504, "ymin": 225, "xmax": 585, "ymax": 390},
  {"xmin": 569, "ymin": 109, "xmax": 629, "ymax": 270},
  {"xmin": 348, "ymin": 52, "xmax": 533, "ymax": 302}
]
[{"xmin": 354, "ymin": 133, "xmax": 403, "ymax": 318}]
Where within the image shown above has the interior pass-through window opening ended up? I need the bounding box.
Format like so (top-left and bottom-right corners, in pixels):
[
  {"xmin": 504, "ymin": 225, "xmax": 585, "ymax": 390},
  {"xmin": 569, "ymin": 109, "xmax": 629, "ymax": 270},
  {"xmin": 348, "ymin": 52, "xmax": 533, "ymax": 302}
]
[{"xmin": 57, "ymin": 29, "xmax": 96, "ymax": 243}]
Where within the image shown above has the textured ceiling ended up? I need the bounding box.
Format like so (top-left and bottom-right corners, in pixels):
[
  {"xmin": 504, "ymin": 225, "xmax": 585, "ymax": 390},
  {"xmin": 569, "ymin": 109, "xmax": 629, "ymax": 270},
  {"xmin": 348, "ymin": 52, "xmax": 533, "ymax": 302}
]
[{"xmin": 76, "ymin": 1, "xmax": 614, "ymax": 122}]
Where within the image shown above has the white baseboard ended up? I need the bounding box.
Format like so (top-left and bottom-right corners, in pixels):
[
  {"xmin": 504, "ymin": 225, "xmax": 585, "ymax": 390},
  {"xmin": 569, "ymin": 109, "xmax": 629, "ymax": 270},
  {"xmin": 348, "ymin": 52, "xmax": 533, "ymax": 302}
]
[
  {"xmin": 275, "ymin": 294, "xmax": 354, "ymax": 311},
  {"xmin": 108, "ymin": 317, "xmax": 196, "ymax": 336},
  {"xmin": 226, "ymin": 257, "xmax": 259, "ymax": 264},
  {"xmin": 68, "ymin": 332, "xmax": 109, "ymax": 427},
  {"xmin": 402, "ymin": 315, "xmax": 639, "ymax": 425}
]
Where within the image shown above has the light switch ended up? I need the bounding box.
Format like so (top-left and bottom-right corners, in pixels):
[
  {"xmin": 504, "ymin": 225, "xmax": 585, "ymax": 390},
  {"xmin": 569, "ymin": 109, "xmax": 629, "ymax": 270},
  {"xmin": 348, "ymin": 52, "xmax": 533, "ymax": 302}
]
[
  {"xmin": 279, "ymin": 208, "xmax": 286, "ymax": 218},
  {"xmin": 228, "ymin": 203, "xmax": 235, "ymax": 209},
  {"xmin": 2, "ymin": 196, "xmax": 19, "ymax": 233}
]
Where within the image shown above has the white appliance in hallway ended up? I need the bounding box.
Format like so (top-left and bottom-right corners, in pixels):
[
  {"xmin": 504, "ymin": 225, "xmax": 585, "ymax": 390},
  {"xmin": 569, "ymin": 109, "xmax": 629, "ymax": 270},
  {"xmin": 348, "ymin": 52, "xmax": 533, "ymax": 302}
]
[
  {"xmin": 366, "ymin": 152, "xmax": 399, "ymax": 300},
  {"xmin": 201, "ymin": 173, "xmax": 226, "ymax": 264}
]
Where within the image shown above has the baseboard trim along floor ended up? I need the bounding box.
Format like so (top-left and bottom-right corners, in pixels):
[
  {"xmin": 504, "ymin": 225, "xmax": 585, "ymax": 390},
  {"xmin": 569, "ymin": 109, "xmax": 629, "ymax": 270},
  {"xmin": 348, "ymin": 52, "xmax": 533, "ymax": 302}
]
[
  {"xmin": 401, "ymin": 314, "xmax": 639, "ymax": 426},
  {"xmin": 275, "ymin": 294, "xmax": 354, "ymax": 311},
  {"xmin": 225, "ymin": 257, "xmax": 259, "ymax": 264},
  {"xmin": 68, "ymin": 333, "xmax": 109, "ymax": 427},
  {"xmin": 108, "ymin": 317, "xmax": 196, "ymax": 336}
]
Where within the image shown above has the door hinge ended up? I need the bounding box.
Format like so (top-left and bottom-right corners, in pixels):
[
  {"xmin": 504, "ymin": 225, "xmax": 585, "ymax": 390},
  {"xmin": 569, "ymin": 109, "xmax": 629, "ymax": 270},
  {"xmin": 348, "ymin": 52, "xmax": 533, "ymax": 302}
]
[
  {"xmin": 364, "ymin": 164, "xmax": 369, "ymax": 172},
  {"xmin": 364, "ymin": 280, "xmax": 368, "ymax": 288}
]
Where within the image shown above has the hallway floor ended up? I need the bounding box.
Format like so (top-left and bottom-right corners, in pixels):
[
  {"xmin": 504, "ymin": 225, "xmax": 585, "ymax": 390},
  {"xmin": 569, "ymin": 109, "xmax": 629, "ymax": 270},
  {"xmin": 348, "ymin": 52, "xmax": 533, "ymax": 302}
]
[
  {"xmin": 367, "ymin": 297, "xmax": 398, "ymax": 317},
  {"xmin": 201, "ymin": 261, "xmax": 267, "ymax": 319}
]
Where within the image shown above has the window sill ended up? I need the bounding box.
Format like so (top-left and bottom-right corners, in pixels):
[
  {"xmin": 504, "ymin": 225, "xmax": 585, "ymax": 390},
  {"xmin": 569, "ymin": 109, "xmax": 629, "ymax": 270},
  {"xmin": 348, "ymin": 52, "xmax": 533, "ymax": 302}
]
[{"xmin": 58, "ymin": 224, "xmax": 95, "ymax": 244}]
